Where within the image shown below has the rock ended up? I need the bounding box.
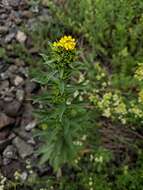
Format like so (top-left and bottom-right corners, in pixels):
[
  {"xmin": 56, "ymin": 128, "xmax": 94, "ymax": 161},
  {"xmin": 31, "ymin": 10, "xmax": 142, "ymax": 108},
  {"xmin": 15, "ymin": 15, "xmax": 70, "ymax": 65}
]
[
  {"xmin": 13, "ymin": 126, "xmax": 32, "ymax": 141},
  {"xmin": 4, "ymin": 96, "xmax": 14, "ymax": 102},
  {"xmin": 25, "ymin": 80, "xmax": 37, "ymax": 93},
  {"xmin": 12, "ymin": 137, "xmax": 34, "ymax": 159},
  {"xmin": 0, "ymin": 26, "xmax": 8, "ymax": 34},
  {"xmin": 0, "ymin": 113, "xmax": 14, "ymax": 129},
  {"xmin": 8, "ymin": 65, "xmax": 18, "ymax": 73},
  {"xmin": 2, "ymin": 0, "xmax": 9, "ymax": 6},
  {"xmin": 0, "ymin": 72, "xmax": 9, "ymax": 80},
  {"xmin": 2, "ymin": 0, "xmax": 21, "ymax": 7},
  {"xmin": 0, "ymin": 155, "xmax": 2, "ymax": 166},
  {"xmin": 16, "ymin": 30, "xmax": 27, "ymax": 43},
  {"xmin": 1, "ymin": 160, "xmax": 22, "ymax": 179},
  {"xmin": 22, "ymin": 10, "xmax": 33, "ymax": 18},
  {"xmin": 18, "ymin": 66, "xmax": 28, "ymax": 77},
  {"xmin": 3, "ymin": 158, "xmax": 11, "ymax": 165},
  {"xmin": 0, "ymin": 13, "xmax": 8, "ymax": 20},
  {"xmin": 15, "ymin": 59, "xmax": 25, "ymax": 66},
  {"xmin": 4, "ymin": 100, "xmax": 21, "ymax": 117},
  {"xmin": 0, "ymin": 133, "xmax": 15, "ymax": 152},
  {"xmin": 13, "ymin": 75, "xmax": 24, "ymax": 86},
  {"xmin": 0, "ymin": 129, "xmax": 10, "ymax": 141},
  {"xmin": 16, "ymin": 89, "xmax": 24, "ymax": 102},
  {"xmin": 27, "ymin": 138, "xmax": 36, "ymax": 145},
  {"xmin": 25, "ymin": 120, "xmax": 37, "ymax": 131},
  {"xmin": 5, "ymin": 33, "xmax": 15, "ymax": 43},
  {"xmin": 22, "ymin": 103, "xmax": 33, "ymax": 118},
  {"xmin": 9, "ymin": 0, "xmax": 23, "ymax": 7},
  {"xmin": 3, "ymin": 145, "xmax": 17, "ymax": 159},
  {"xmin": 0, "ymin": 80, "xmax": 9, "ymax": 91},
  {"xmin": 41, "ymin": 0, "xmax": 49, "ymax": 7},
  {"xmin": 0, "ymin": 62, "xmax": 9, "ymax": 73}
]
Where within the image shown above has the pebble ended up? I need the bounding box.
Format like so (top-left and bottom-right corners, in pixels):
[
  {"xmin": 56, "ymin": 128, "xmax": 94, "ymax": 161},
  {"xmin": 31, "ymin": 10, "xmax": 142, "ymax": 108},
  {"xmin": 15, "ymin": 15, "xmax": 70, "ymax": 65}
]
[
  {"xmin": 0, "ymin": 133, "xmax": 15, "ymax": 152},
  {"xmin": 0, "ymin": 72, "xmax": 9, "ymax": 80},
  {"xmin": 25, "ymin": 80, "xmax": 37, "ymax": 93},
  {"xmin": 16, "ymin": 30, "xmax": 27, "ymax": 43},
  {"xmin": 4, "ymin": 100, "xmax": 21, "ymax": 117},
  {"xmin": 14, "ymin": 75, "xmax": 24, "ymax": 86},
  {"xmin": 3, "ymin": 145, "xmax": 17, "ymax": 159},
  {"xmin": 5, "ymin": 32, "xmax": 15, "ymax": 43},
  {"xmin": 16, "ymin": 89, "xmax": 24, "ymax": 101},
  {"xmin": 0, "ymin": 26, "xmax": 8, "ymax": 34},
  {"xmin": 0, "ymin": 113, "xmax": 14, "ymax": 129},
  {"xmin": 12, "ymin": 137, "xmax": 34, "ymax": 159},
  {"xmin": 25, "ymin": 120, "xmax": 37, "ymax": 131}
]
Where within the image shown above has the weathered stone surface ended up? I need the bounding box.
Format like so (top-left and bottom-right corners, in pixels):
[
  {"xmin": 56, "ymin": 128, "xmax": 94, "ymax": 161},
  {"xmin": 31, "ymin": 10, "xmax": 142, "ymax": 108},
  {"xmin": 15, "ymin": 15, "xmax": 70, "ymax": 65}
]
[
  {"xmin": 16, "ymin": 89, "xmax": 25, "ymax": 102},
  {"xmin": 3, "ymin": 145, "xmax": 17, "ymax": 159},
  {"xmin": 16, "ymin": 30, "xmax": 27, "ymax": 43},
  {"xmin": 12, "ymin": 137, "xmax": 34, "ymax": 159},
  {"xmin": 25, "ymin": 80, "xmax": 37, "ymax": 94},
  {"xmin": 5, "ymin": 33, "xmax": 15, "ymax": 43},
  {"xmin": 0, "ymin": 133, "xmax": 15, "ymax": 152},
  {"xmin": 13, "ymin": 75, "xmax": 24, "ymax": 86},
  {"xmin": 0, "ymin": 113, "xmax": 14, "ymax": 129},
  {"xmin": 25, "ymin": 120, "xmax": 37, "ymax": 131},
  {"xmin": 4, "ymin": 100, "xmax": 21, "ymax": 117},
  {"xmin": 0, "ymin": 26, "xmax": 8, "ymax": 34}
]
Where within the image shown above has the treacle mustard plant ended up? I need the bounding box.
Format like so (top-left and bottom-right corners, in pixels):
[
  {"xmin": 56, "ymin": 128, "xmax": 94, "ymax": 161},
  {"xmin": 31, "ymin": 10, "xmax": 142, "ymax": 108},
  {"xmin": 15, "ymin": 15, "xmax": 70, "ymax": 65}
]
[{"xmin": 32, "ymin": 36, "xmax": 88, "ymax": 172}]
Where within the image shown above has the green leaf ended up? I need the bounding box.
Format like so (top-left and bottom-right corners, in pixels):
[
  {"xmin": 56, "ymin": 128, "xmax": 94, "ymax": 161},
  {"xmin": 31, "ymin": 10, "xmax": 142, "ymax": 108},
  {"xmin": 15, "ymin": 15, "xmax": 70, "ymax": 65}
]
[
  {"xmin": 40, "ymin": 53, "xmax": 55, "ymax": 68},
  {"xmin": 58, "ymin": 104, "xmax": 66, "ymax": 122},
  {"xmin": 59, "ymin": 80, "xmax": 65, "ymax": 95}
]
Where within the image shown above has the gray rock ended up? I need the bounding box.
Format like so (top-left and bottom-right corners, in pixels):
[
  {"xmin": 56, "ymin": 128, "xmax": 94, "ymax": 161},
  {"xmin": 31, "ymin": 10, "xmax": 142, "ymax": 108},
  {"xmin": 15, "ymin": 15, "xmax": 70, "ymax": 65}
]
[
  {"xmin": 0, "ymin": 80, "xmax": 9, "ymax": 91},
  {"xmin": 4, "ymin": 100, "xmax": 21, "ymax": 117},
  {"xmin": 16, "ymin": 89, "xmax": 24, "ymax": 102},
  {"xmin": 0, "ymin": 26, "xmax": 8, "ymax": 34},
  {"xmin": 5, "ymin": 33, "xmax": 15, "ymax": 43},
  {"xmin": 4, "ymin": 96, "xmax": 14, "ymax": 102},
  {"xmin": 25, "ymin": 80, "xmax": 37, "ymax": 93},
  {"xmin": 13, "ymin": 75, "xmax": 24, "ymax": 86},
  {"xmin": 3, "ymin": 158, "xmax": 11, "ymax": 165},
  {"xmin": 8, "ymin": 65, "xmax": 18, "ymax": 73},
  {"xmin": 2, "ymin": 0, "xmax": 9, "ymax": 6},
  {"xmin": 0, "ymin": 72, "xmax": 9, "ymax": 80},
  {"xmin": 25, "ymin": 120, "xmax": 37, "ymax": 131},
  {"xmin": 16, "ymin": 30, "xmax": 27, "ymax": 43},
  {"xmin": 12, "ymin": 137, "xmax": 33, "ymax": 159},
  {"xmin": 18, "ymin": 66, "xmax": 28, "ymax": 77},
  {"xmin": 22, "ymin": 103, "xmax": 33, "ymax": 118},
  {"xmin": 15, "ymin": 59, "xmax": 25, "ymax": 67},
  {"xmin": 0, "ymin": 133, "xmax": 15, "ymax": 152},
  {"xmin": 13, "ymin": 126, "xmax": 32, "ymax": 141},
  {"xmin": 3, "ymin": 145, "xmax": 17, "ymax": 159},
  {"xmin": 8, "ymin": 0, "xmax": 21, "ymax": 7},
  {"xmin": 0, "ymin": 113, "xmax": 14, "ymax": 129}
]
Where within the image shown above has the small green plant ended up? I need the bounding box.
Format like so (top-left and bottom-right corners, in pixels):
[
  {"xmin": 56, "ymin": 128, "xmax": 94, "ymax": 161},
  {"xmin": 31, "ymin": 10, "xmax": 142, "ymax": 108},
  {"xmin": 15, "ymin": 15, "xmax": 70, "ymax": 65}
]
[{"xmin": 32, "ymin": 36, "xmax": 89, "ymax": 173}]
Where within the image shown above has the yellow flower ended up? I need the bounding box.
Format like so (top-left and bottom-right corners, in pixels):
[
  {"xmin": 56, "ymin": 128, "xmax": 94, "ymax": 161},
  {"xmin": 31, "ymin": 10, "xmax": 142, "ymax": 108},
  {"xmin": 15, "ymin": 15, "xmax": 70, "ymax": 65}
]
[{"xmin": 53, "ymin": 36, "xmax": 76, "ymax": 51}]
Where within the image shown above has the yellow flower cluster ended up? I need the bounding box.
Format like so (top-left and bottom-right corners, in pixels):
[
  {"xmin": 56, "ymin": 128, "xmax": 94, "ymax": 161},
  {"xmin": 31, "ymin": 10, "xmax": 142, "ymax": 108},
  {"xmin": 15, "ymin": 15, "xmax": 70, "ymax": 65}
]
[
  {"xmin": 129, "ymin": 103, "xmax": 143, "ymax": 118},
  {"xmin": 53, "ymin": 35, "xmax": 76, "ymax": 51},
  {"xmin": 90, "ymin": 91, "xmax": 127, "ymax": 124},
  {"xmin": 134, "ymin": 63, "xmax": 143, "ymax": 81}
]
